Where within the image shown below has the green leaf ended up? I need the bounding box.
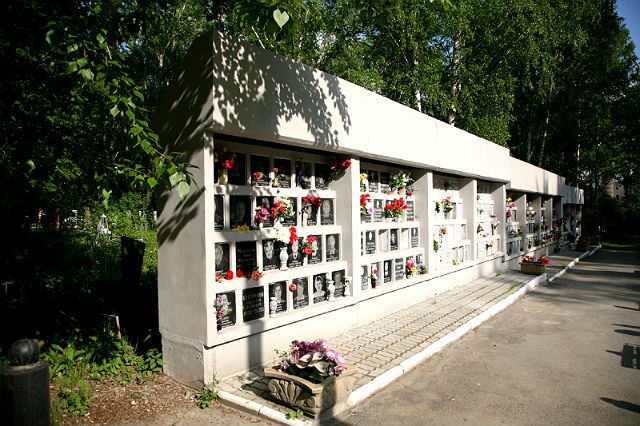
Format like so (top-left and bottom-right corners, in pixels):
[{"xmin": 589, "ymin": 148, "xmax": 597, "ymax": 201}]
[
  {"xmin": 130, "ymin": 125, "xmax": 143, "ymax": 136},
  {"xmin": 273, "ymin": 8, "xmax": 289, "ymax": 29},
  {"xmin": 45, "ymin": 29, "xmax": 55, "ymax": 45},
  {"xmin": 109, "ymin": 105, "xmax": 120, "ymax": 117},
  {"xmin": 79, "ymin": 68, "xmax": 94, "ymax": 81},
  {"xmin": 76, "ymin": 57, "xmax": 88, "ymax": 68},
  {"xmin": 176, "ymin": 180, "xmax": 190, "ymax": 201},
  {"xmin": 169, "ymin": 172, "xmax": 183, "ymax": 188},
  {"xmin": 96, "ymin": 33, "xmax": 105, "ymax": 44},
  {"xmin": 66, "ymin": 61, "xmax": 78, "ymax": 74},
  {"xmin": 67, "ymin": 43, "xmax": 79, "ymax": 53},
  {"xmin": 146, "ymin": 177, "xmax": 158, "ymax": 189}
]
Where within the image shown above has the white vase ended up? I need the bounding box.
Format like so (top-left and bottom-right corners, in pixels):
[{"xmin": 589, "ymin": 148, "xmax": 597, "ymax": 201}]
[
  {"xmin": 326, "ymin": 279, "xmax": 336, "ymax": 301},
  {"xmin": 218, "ymin": 169, "xmax": 228, "ymax": 185},
  {"xmin": 343, "ymin": 277, "xmax": 352, "ymax": 297},
  {"xmin": 269, "ymin": 297, "xmax": 277, "ymax": 317},
  {"xmin": 301, "ymin": 211, "xmax": 308, "ymax": 227},
  {"xmin": 279, "ymin": 247, "xmax": 289, "ymax": 271}
]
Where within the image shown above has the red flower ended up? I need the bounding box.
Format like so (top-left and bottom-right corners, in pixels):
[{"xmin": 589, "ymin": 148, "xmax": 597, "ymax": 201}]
[
  {"xmin": 360, "ymin": 193, "xmax": 370, "ymax": 206},
  {"xmin": 221, "ymin": 159, "xmax": 233, "ymax": 169},
  {"xmin": 224, "ymin": 270, "xmax": 234, "ymax": 280},
  {"xmin": 236, "ymin": 269, "xmax": 244, "ymax": 278},
  {"xmin": 302, "ymin": 246, "xmax": 312, "ymax": 255},
  {"xmin": 540, "ymin": 256, "xmax": 550, "ymax": 265},
  {"xmin": 289, "ymin": 227, "xmax": 298, "ymax": 244},
  {"xmin": 289, "ymin": 283, "xmax": 297, "ymax": 292}
]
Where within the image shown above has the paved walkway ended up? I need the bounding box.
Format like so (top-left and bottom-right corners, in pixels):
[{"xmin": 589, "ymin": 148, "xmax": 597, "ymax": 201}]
[{"xmin": 217, "ymin": 248, "xmax": 598, "ymax": 425}]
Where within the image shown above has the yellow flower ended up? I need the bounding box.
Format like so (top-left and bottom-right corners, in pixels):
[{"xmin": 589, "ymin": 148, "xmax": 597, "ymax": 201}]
[{"xmin": 235, "ymin": 224, "xmax": 250, "ymax": 232}]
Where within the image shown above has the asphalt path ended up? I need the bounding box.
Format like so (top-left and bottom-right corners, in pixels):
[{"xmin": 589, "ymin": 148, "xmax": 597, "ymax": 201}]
[{"xmin": 329, "ymin": 249, "xmax": 640, "ymax": 426}]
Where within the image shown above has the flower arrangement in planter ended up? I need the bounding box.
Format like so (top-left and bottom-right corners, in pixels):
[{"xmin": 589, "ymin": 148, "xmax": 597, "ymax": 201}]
[
  {"xmin": 385, "ymin": 198, "xmax": 407, "ymax": 219},
  {"xmin": 406, "ymin": 258, "xmax": 417, "ymax": 277},
  {"xmin": 328, "ymin": 158, "xmax": 351, "ymax": 182},
  {"xmin": 389, "ymin": 170, "xmax": 413, "ymax": 192},
  {"xmin": 360, "ymin": 193, "xmax": 373, "ymax": 216},
  {"xmin": 369, "ymin": 269, "xmax": 379, "ymax": 287},
  {"xmin": 274, "ymin": 339, "xmax": 346, "ymax": 383},
  {"xmin": 520, "ymin": 255, "xmax": 549, "ymax": 275},
  {"xmin": 271, "ymin": 197, "xmax": 294, "ymax": 223},
  {"xmin": 300, "ymin": 235, "xmax": 317, "ymax": 258},
  {"xmin": 435, "ymin": 196, "xmax": 454, "ymax": 214}
]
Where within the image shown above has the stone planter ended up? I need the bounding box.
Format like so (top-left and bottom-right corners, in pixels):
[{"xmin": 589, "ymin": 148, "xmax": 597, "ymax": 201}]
[
  {"xmin": 264, "ymin": 365, "xmax": 357, "ymax": 418},
  {"xmin": 520, "ymin": 262, "xmax": 545, "ymax": 275}
]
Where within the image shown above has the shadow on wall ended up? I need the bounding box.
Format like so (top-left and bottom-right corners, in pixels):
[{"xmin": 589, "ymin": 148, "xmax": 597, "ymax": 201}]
[{"xmin": 154, "ymin": 30, "xmax": 351, "ymax": 244}]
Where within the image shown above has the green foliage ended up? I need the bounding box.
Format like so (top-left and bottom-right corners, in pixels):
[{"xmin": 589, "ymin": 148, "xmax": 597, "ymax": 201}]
[
  {"xmin": 287, "ymin": 408, "xmax": 305, "ymax": 419},
  {"xmin": 196, "ymin": 388, "xmax": 219, "ymax": 409}
]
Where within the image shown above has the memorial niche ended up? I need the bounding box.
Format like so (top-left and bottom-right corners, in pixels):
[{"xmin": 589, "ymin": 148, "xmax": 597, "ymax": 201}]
[
  {"xmin": 383, "ymin": 259, "xmax": 392, "ymax": 283},
  {"xmin": 214, "ymin": 195, "xmax": 224, "ymax": 230},
  {"xmin": 292, "ymin": 277, "xmax": 309, "ymax": 309},
  {"xmin": 320, "ymin": 199, "xmax": 334, "ymax": 225},
  {"xmin": 281, "ymin": 197, "xmax": 298, "ymax": 227},
  {"xmin": 307, "ymin": 235, "xmax": 322, "ymax": 265},
  {"xmin": 365, "ymin": 230, "xmax": 376, "ymax": 254},
  {"xmin": 228, "ymin": 152, "xmax": 246, "ymax": 185},
  {"xmin": 295, "ymin": 161, "xmax": 312, "ymax": 189},
  {"xmin": 269, "ymin": 281, "xmax": 287, "ymax": 313},
  {"xmin": 273, "ymin": 158, "xmax": 292, "ymax": 188},
  {"xmin": 287, "ymin": 237, "xmax": 304, "ymax": 268},
  {"xmin": 390, "ymin": 229, "xmax": 399, "ymax": 251},
  {"xmin": 312, "ymin": 274, "xmax": 326, "ymax": 303},
  {"xmin": 314, "ymin": 163, "xmax": 330, "ymax": 190},
  {"xmin": 406, "ymin": 200, "xmax": 415, "ymax": 221},
  {"xmin": 379, "ymin": 171, "xmax": 390, "ymax": 193},
  {"xmin": 326, "ymin": 234, "xmax": 339, "ymax": 262},
  {"xmin": 411, "ymin": 227, "xmax": 419, "ymax": 248},
  {"xmin": 216, "ymin": 291, "xmax": 236, "ymax": 329},
  {"xmin": 250, "ymin": 155, "xmax": 271, "ymax": 186},
  {"xmin": 235, "ymin": 241, "xmax": 257, "ymax": 276},
  {"xmin": 215, "ymin": 243, "xmax": 230, "ymax": 274},
  {"xmin": 395, "ymin": 258, "xmax": 404, "ymax": 280},
  {"xmin": 332, "ymin": 269, "xmax": 346, "ymax": 297},
  {"xmin": 368, "ymin": 170, "xmax": 379, "ymax": 192},
  {"xmin": 262, "ymin": 239, "xmax": 279, "ymax": 271},
  {"xmin": 230, "ymin": 195, "xmax": 251, "ymax": 229},
  {"xmin": 373, "ymin": 199, "xmax": 384, "ymax": 222},
  {"xmin": 360, "ymin": 264, "xmax": 369, "ymax": 290},
  {"xmin": 242, "ymin": 286, "xmax": 265, "ymax": 322}
]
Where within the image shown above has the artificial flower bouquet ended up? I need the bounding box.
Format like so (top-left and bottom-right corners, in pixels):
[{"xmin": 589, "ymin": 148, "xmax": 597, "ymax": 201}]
[
  {"xmin": 389, "ymin": 170, "xmax": 413, "ymax": 190},
  {"xmin": 214, "ymin": 294, "xmax": 231, "ymax": 319},
  {"xmin": 360, "ymin": 193, "xmax": 373, "ymax": 216},
  {"xmin": 385, "ymin": 198, "xmax": 407, "ymax": 218},
  {"xmin": 271, "ymin": 197, "xmax": 294, "ymax": 222},
  {"xmin": 329, "ymin": 158, "xmax": 351, "ymax": 182},
  {"xmin": 300, "ymin": 235, "xmax": 317, "ymax": 257},
  {"xmin": 522, "ymin": 255, "xmax": 549, "ymax": 265},
  {"xmin": 275, "ymin": 339, "xmax": 346, "ymax": 383}
]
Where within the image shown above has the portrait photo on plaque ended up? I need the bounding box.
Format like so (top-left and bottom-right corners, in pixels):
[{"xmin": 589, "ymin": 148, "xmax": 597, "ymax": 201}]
[
  {"xmin": 390, "ymin": 228, "xmax": 399, "ymax": 251},
  {"xmin": 287, "ymin": 237, "xmax": 304, "ymax": 268},
  {"xmin": 256, "ymin": 196, "xmax": 275, "ymax": 227},
  {"xmin": 395, "ymin": 258, "xmax": 405, "ymax": 280},
  {"xmin": 250, "ymin": 155, "xmax": 270, "ymax": 186},
  {"xmin": 308, "ymin": 234, "xmax": 322, "ymax": 264},
  {"xmin": 411, "ymin": 227, "xmax": 419, "ymax": 248},
  {"xmin": 379, "ymin": 171, "xmax": 390, "ymax": 193},
  {"xmin": 242, "ymin": 286, "xmax": 264, "ymax": 322},
  {"xmin": 332, "ymin": 269, "xmax": 346, "ymax": 297},
  {"xmin": 230, "ymin": 195, "xmax": 251, "ymax": 229},
  {"xmin": 228, "ymin": 152, "xmax": 246, "ymax": 185},
  {"xmin": 326, "ymin": 234, "xmax": 340, "ymax": 261},
  {"xmin": 269, "ymin": 281, "xmax": 287, "ymax": 314},
  {"xmin": 273, "ymin": 158, "xmax": 292, "ymax": 188},
  {"xmin": 383, "ymin": 259, "xmax": 392, "ymax": 283},
  {"xmin": 281, "ymin": 197, "xmax": 298, "ymax": 227},
  {"xmin": 292, "ymin": 277, "xmax": 309, "ymax": 309},
  {"xmin": 360, "ymin": 264, "xmax": 369, "ymax": 290},
  {"xmin": 235, "ymin": 241, "xmax": 257, "ymax": 276},
  {"xmin": 320, "ymin": 199, "xmax": 334, "ymax": 225},
  {"xmin": 295, "ymin": 161, "xmax": 312, "ymax": 189},
  {"xmin": 262, "ymin": 239, "xmax": 278, "ymax": 271},
  {"xmin": 365, "ymin": 230, "xmax": 376, "ymax": 254},
  {"xmin": 314, "ymin": 163, "xmax": 330, "ymax": 190},
  {"xmin": 373, "ymin": 199, "xmax": 384, "ymax": 222},
  {"xmin": 215, "ymin": 243, "xmax": 230, "ymax": 274},
  {"xmin": 215, "ymin": 291, "xmax": 236, "ymax": 330},
  {"xmin": 312, "ymin": 274, "xmax": 326, "ymax": 303},
  {"xmin": 214, "ymin": 195, "xmax": 224, "ymax": 230},
  {"xmin": 368, "ymin": 170, "xmax": 379, "ymax": 192}
]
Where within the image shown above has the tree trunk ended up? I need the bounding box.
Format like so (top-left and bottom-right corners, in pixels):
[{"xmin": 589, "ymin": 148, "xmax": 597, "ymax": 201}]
[{"xmin": 448, "ymin": 31, "xmax": 462, "ymax": 126}]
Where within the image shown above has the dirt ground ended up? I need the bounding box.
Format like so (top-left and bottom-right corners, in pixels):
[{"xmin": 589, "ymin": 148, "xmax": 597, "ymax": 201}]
[{"xmin": 58, "ymin": 373, "xmax": 274, "ymax": 426}]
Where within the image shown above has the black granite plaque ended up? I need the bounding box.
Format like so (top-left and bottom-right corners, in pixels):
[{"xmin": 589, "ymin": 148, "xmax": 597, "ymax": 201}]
[
  {"xmin": 380, "ymin": 171, "xmax": 390, "ymax": 193},
  {"xmin": 332, "ymin": 270, "xmax": 346, "ymax": 297},
  {"xmin": 306, "ymin": 204, "xmax": 319, "ymax": 226},
  {"xmin": 250, "ymin": 155, "xmax": 270, "ymax": 186},
  {"xmin": 320, "ymin": 199, "xmax": 334, "ymax": 225},
  {"xmin": 269, "ymin": 281, "xmax": 287, "ymax": 313},
  {"xmin": 390, "ymin": 229, "xmax": 399, "ymax": 251},
  {"xmin": 368, "ymin": 170, "xmax": 379, "ymax": 192},
  {"xmin": 228, "ymin": 153, "xmax": 246, "ymax": 185},
  {"xmin": 296, "ymin": 161, "xmax": 312, "ymax": 189},
  {"xmin": 281, "ymin": 197, "xmax": 298, "ymax": 227},
  {"xmin": 242, "ymin": 287, "xmax": 264, "ymax": 322},
  {"xmin": 235, "ymin": 241, "xmax": 257, "ymax": 275},
  {"xmin": 308, "ymin": 235, "xmax": 322, "ymax": 265},
  {"xmin": 406, "ymin": 200, "xmax": 415, "ymax": 221},
  {"xmin": 230, "ymin": 195, "xmax": 251, "ymax": 229},
  {"xmin": 326, "ymin": 234, "xmax": 339, "ymax": 262},
  {"xmin": 383, "ymin": 259, "xmax": 392, "ymax": 283},
  {"xmin": 274, "ymin": 158, "xmax": 292, "ymax": 188},
  {"xmin": 314, "ymin": 163, "xmax": 330, "ymax": 190},
  {"xmin": 214, "ymin": 195, "xmax": 224, "ymax": 230},
  {"xmin": 312, "ymin": 274, "xmax": 326, "ymax": 303},
  {"xmin": 373, "ymin": 199, "xmax": 384, "ymax": 222},
  {"xmin": 411, "ymin": 227, "xmax": 419, "ymax": 248},
  {"xmin": 287, "ymin": 237, "xmax": 304, "ymax": 268},
  {"xmin": 215, "ymin": 243, "xmax": 230, "ymax": 274},
  {"xmin": 256, "ymin": 196, "xmax": 274, "ymax": 227},
  {"xmin": 360, "ymin": 264, "xmax": 369, "ymax": 290},
  {"xmin": 365, "ymin": 230, "xmax": 376, "ymax": 254},
  {"xmin": 292, "ymin": 277, "xmax": 309, "ymax": 309},
  {"xmin": 262, "ymin": 239, "xmax": 278, "ymax": 271},
  {"xmin": 216, "ymin": 291, "xmax": 236, "ymax": 330},
  {"xmin": 395, "ymin": 258, "xmax": 404, "ymax": 280}
]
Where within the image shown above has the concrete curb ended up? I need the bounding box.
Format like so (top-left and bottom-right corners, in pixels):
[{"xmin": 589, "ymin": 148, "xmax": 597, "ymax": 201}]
[{"xmin": 219, "ymin": 249, "xmax": 596, "ymax": 425}]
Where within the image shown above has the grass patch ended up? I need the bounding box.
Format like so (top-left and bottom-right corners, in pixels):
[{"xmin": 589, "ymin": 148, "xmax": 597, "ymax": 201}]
[{"xmin": 601, "ymin": 234, "xmax": 640, "ymax": 252}]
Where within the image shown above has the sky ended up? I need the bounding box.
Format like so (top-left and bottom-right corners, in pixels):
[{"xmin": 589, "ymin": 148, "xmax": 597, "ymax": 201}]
[{"xmin": 617, "ymin": 0, "xmax": 640, "ymax": 58}]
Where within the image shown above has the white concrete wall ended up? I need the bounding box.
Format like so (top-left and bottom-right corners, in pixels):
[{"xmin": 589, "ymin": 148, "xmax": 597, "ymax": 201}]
[{"xmin": 508, "ymin": 157, "xmax": 565, "ymax": 196}]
